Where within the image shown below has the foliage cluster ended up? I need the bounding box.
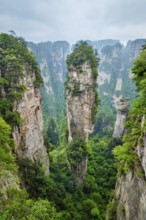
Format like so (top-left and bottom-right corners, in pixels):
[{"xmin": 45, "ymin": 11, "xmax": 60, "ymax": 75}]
[
  {"xmin": 67, "ymin": 139, "xmax": 88, "ymax": 168},
  {"xmin": 113, "ymin": 46, "xmax": 146, "ymax": 174},
  {"xmin": 66, "ymin": 41, "xmax": 99, "ymax": 80},
  {"xmin": 65, "ymin": 41, "xmax": 99, "ymax": 124},
  {"xmin": 106, "ymin": 199, "xmax": 117, "ymax": 220},
  {"xmin": 92, "ymin": 95, "xmax": 116, "ymax": 136},
  {"xmin": 14, "ymin": 132, "xmax": 117, "ymax": 220},
  {"xmin": 0, "ymin": 117, "xmax": 17, "ymax": 175},
  {"xmin": 0, "ymin": 189, "xmax": 60, "ymax": 220},
  {"xmin": 0, "ymin": 87, "xmax": 117, "ymax": 218},
  {"xmin": 0, "ymin": 33, "xmax": 42, "ymax": 127}
]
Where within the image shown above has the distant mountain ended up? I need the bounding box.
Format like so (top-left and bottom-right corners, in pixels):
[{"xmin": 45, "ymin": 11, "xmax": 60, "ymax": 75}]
[
  {"xmin": 87, "ymin": 39, "xmax": 120, "ymax": 52},
  {"xmin": 28, "ymin": 41, "xmax": 70, "ymax": 121},
  {"xmin": 98, "ymin": 39, "xmax": 146, "ymax": 105},
  {"xmin": 28, "ymin": 39, "xmax": 146, "ymax": 123}
]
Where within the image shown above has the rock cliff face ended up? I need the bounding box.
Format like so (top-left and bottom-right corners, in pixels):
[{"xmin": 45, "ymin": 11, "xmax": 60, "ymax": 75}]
[
  {"xmin": 0, "ymin": 171, "xmax": 20, "ymax": 202},
  {"xmin": 115, "ymin": 169, "xmax": 146, "ymax": 220},
  {"xmin": 13, "ymin": 66, "xmax": 49, "ymax": 174},
  {"xmin": 0, "ymin": 33, "xmax": 49, "ymax": 204},
  {"xmin": 112, "ymin": 46, "xmax": 146, "ymax": 220},
  {"xmin": 113, "ymin": 99, "xmax": 129, "ymax": 139},
  {"xmin": 66, "ymin": 62, "xmax": 96, "ymax": 142},
  {"xmin": 137, "ymin": 116, "xmax": 146, "ymax": 176},
  {"xmin": 66, "ymin": 61, "xmax": 97, "ymax": 185},
  {"xmin": 114, "ymin": 116, "xmax": 146, "ymax": 220},
  {"xmin": 65, "ymin": 42, "xmax": 98, "ymax": 185}
]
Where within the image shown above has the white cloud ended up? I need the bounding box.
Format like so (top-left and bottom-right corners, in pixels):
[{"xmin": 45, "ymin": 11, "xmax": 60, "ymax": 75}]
[{"xmin": 0, "ymin": 0, "xmax": 146, "ymax": 43}]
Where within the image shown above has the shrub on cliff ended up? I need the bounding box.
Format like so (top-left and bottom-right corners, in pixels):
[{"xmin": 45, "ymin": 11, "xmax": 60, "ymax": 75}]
[
  {"xmin": 0, "ymin": 33, "xmax": 42, "ymax": 127},
  {"xmin": 113, "ymin": 44, "xmax": 146, "ymax": 174},
  {"xmin": 66, "ymin": 41, "xmax": 99, "ymax": 80}
]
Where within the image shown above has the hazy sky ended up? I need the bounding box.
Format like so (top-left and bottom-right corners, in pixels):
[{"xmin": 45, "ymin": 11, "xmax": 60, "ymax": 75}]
[{"xmin": 0, "ymin": 0, "xmax": 146, "ymax": 43}]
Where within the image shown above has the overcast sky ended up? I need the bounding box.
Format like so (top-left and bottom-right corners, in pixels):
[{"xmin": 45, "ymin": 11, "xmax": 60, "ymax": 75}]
[{"xmin": 0, "ymin": 0, "xmax": 146, "ymax": 43}]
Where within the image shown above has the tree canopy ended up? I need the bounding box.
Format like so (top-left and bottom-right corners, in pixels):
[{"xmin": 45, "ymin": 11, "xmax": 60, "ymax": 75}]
[{"xmin": 66, "ymin": 41, "xmax": 99, "ymax": 79}]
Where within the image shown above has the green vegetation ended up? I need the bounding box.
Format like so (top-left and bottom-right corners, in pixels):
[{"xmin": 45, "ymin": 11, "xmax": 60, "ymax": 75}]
[
  {"xmin": 65, "ymin": 41, "xmax": 99, "ymax": 185},
  {"xmin": 13, "ymin": 133, "xmax": 116, "ymax": 220},
  {"xmin": 45, "ymin": 118, "xmax": 59, "ymax": 146},
  {"xmin": 92, "ymin": 95, "xmax": 116, "ymax": 136},
  {"xmin": 66, "ymin": 41, "xmax": 99, "ymax": 124},
  {"xmin": 91, "ymin": 92, "xmax": 98, "ymax": 123},
  {"xmin": 0, "ymin": 189, "xmax": 60, "ymax": 220},
  {"xmin": 0, "ymin": 33, "xmax": 42, "ymax": 127},
  {"xmin": 106, "ymin": 199, "xmax": 117, "ymax": 220},
  {"xmin": 67, "ymin": 41, "xmax": 99, "ymax": 79},
  {"xmin": 0, "ymin": 97, "xmax": 117, "ymax": 219},
  {"xmin": 0, "ymin": 33, "xmax": 59, "ymax": 219},
  {"xmin": 2, "ymin": 34, "xmax": 143, "ymax": 219},
  {"xmin": 0, "ymin": 117, "xmax": 17, "ymax": 175},
  {"xmin": 113, "ymin": 45, "xmax": 146, "ymax": 174},
  {"xmin": 71, "ymin": 82, "xmax": 81, "ymax": 96},
  {"xmin": 67, "ymin": 139, "xmax": 88, "ymax": 168}
]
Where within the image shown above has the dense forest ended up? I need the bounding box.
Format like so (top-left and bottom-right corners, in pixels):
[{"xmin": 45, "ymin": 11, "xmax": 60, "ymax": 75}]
[{"xmin": 0, "ymin": 33, "xmax": 146, "ymax": 220}]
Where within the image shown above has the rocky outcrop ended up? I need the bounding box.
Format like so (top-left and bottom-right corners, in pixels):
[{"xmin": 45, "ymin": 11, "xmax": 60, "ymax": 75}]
[
  {"xmin": 66, "ymin": 62, "xmax": 96, "ymax": 142},
  {"xmin": 113, "ymin": 116, "xmax": 146, "ymax": 220},
  {"xmin": 113, "ymin": 99, "xmax": 129, "ymax": 139},
  {"xmin": 109, "ymin": 44, "xmax": 146, "ymax": 220},
  {"xmin": 13, "ymin": 66, "xmax": 49, "ymax": 174},
  {"xmin": 66, "ymin": 42, "xmax": 98, "ymax": 185},
  {"xmin": 0, "ymin": 171, "xmax": 20, "ymax": 203},
  {"xmin": 107, "ymin": 126, "xmax": 146, "ymax": 220},
  {"xmin": 135, "ymin": 116, "xmax": 146, "ymax": 177},
  {"xmin": 0, "ymin": 33, "xmax": 49, "ymax": 207},
  {"xmin": 115, "ymin": 169, "xmax": 146, "ymax": 220}
]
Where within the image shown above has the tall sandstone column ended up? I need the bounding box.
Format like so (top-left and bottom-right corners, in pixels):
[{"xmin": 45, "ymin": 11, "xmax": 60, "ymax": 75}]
[
  {"xmin": 113, "ymin": 98, "xmax": 129, "ymax": 139},
  {"xmin": 13, "ymin": 66, "xmax": 50, "ymax": 175},
  {"xmin": 65, "ymin": 42, "xmax": 98, "ymax": 186}
]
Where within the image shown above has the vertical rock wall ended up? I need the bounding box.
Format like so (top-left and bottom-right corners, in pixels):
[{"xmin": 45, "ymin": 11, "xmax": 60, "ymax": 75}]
[
  {"xmin": 13, "ymin": 67, "xmax": 49, "ymax": 174},
  {"xmin": 114, "ymin": 116, "xmax": 146, "ymax": 220},
  {"xmin": 113, "ymin": 99, "xmax": 129, "ymax": 139},
  {"xmin": 66, "ymin": 62, "xmax": 96, "ymax": 141},
  {"xmin": 66, "ymin": 61, "xmax": 97, "ymax": 185},
  {"xmin": 115, "ymin": 170, "xmax": 146, "ymax": 220}
]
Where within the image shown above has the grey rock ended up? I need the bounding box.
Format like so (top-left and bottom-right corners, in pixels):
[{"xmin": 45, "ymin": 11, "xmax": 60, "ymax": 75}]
[
  {"xmin": 113, "ymin": 99, "xmax": 129, "ymax": 139},
  {"xmin": 13, "ymin": 67, "xmax": 49, "ymax": 174},
  {"xmin": 66, "ymin": 61, "xmax": 97, "ymax": 185}
]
